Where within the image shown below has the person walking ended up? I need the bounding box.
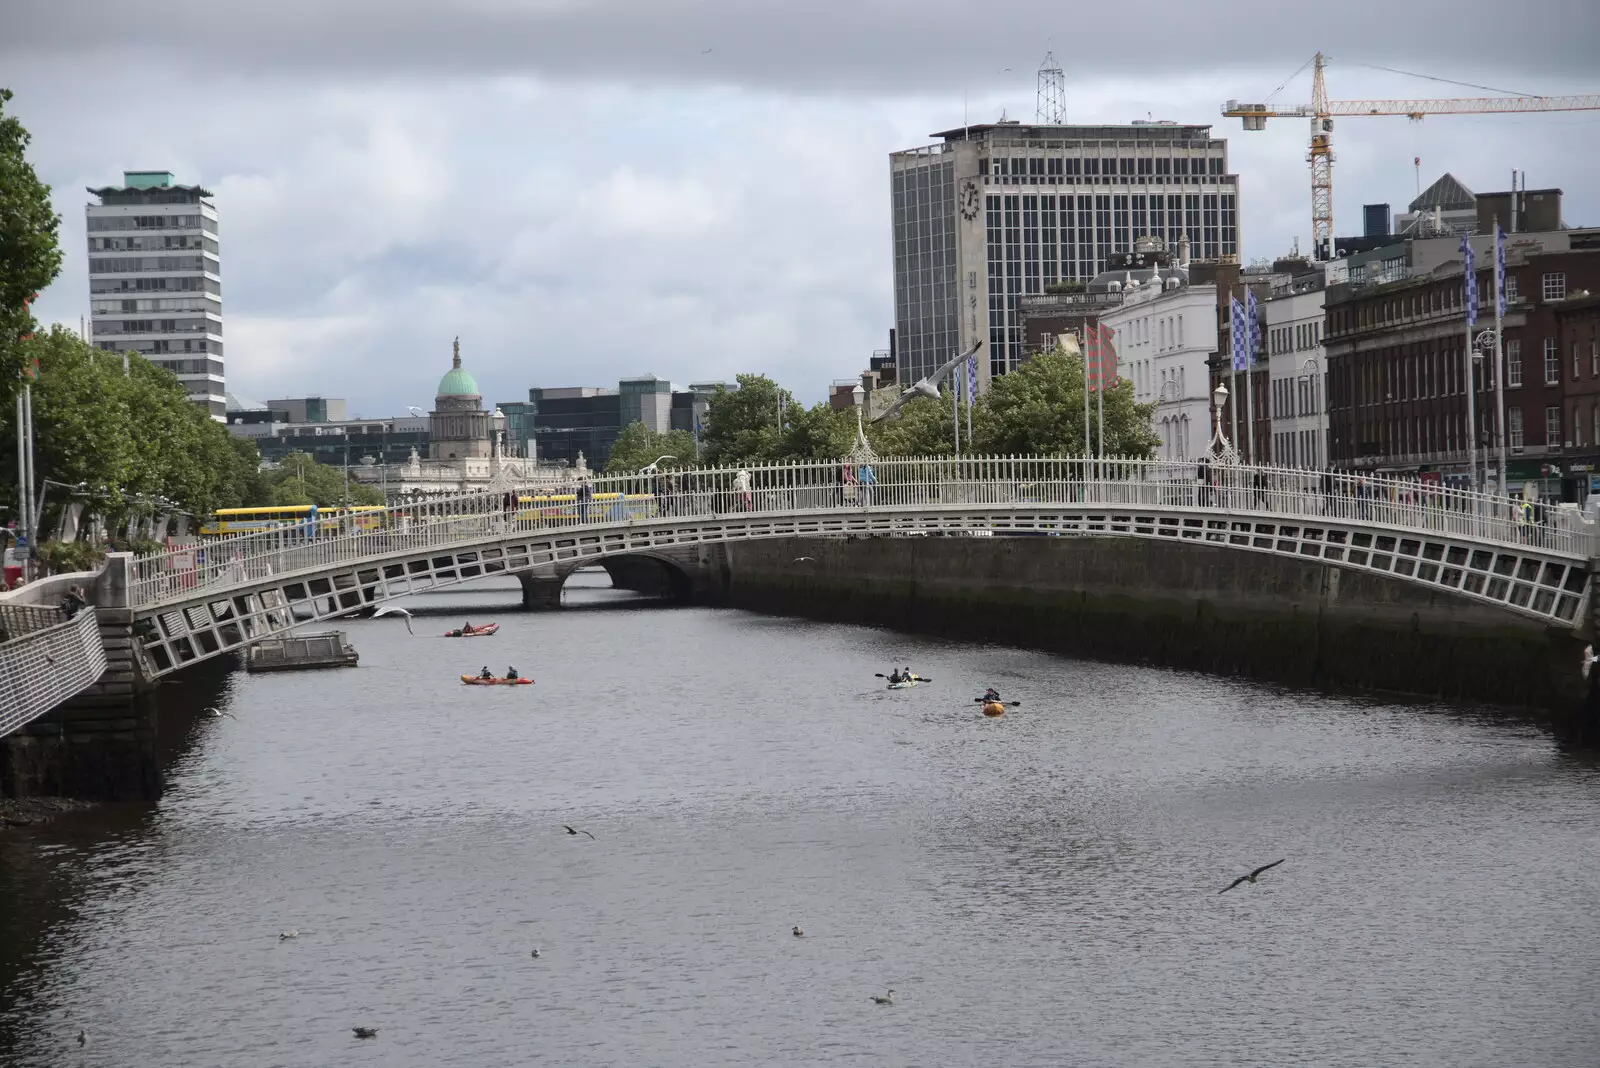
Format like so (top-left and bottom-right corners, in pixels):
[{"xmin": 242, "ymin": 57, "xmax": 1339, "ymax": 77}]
[
  {"xmin": 577, "ymin": 479, "xmax": 593, "ymax": 523},
  {"xmin": 734, "ymin": 468, "xmax": 752, "ymax": 511},
  {"xmin": 859, "ymin": 463, "xmax": 877, "ymax": 507}
]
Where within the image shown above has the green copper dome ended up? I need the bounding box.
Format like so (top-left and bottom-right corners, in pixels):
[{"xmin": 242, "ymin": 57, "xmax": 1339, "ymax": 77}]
[
  {"xmin": 436, "ymin": 336, "xmax": 480, "ymax": 397},
  {"xmin": 437, "ymin": 365, "xmax": 479, "ymax": 397}
]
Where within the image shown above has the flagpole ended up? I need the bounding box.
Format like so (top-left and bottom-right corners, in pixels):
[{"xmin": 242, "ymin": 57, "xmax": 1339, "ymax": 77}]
[
  {"xmin": 1096, "ymin": 350, "xmax": 1105, "ymax": 462},
  {"xmin": 965, "ymin": 356, "xmax": 973, "ymax": 446},
  {"xmin": 1083, "ymin": 327, "xmax": 1092, "ymax": 463},
  {"xmin": 1244, "ymin": 349, "xmax": 1255, "ymax": 464},
  {"xmin": 1493, "ymin": 224, "xmax": 1507, "ymax": 497},
  {"xmin": 952, "ymin": 367, "xmax": 960, "ymax": 457},
  {"xmin": 1460, "ymin": 237, "xmax": 1480, "ymax": 495}
]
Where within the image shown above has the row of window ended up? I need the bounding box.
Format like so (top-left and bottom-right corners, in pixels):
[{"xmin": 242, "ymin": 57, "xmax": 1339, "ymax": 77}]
[
  {"xmin": 1273, "ymin": 429, "xmax": 1323, "ymax": 468},
  {"xmin": 1340, "ymin": 405, "xmax": 1569, "ymax": 457},
  {"xmin": 88, "ymin": 255, "xmax": 214, "ymax": 274},
  {"xmin": 1269, "ymin": 321, "xmax": 1321, "ymax": 356},
  {"xmin": 96, "ymin": 338, "xmax": 223, "ymax": 356},
  {"xmin": 90, "ymin": 276, "xmax": 220, "ymax": 295},
  {"xmin": 93, "ymin": 317, "xmax": 220, "ymax": 336},
  {"xmin": 982, "ymin": 156, "xmax": 1226, "ymax": 177},
  {"xmin": 91, "ymin": 296, "xmax": 218, "ymax": 314},
  {"xmin": 88, "ymin": 235, "xmax": 218, "ymax": 254},
  {"xmin": 1271, "ymin": 376, "xmax": 1322, "ymax": 420},
  {"xmin": 1130, "ymin": 363, "xmax": 1187, "ymax": 401},
  {"xmin": 1330, "ymin": 273, "xmax": 1568, "ymax": 336},
  {"xmin": 1158, "ymin": 414, "xmax": 1192, "ymax": 461},
  {"xmin": 87, "ymin": 214, "xmax": 215, "ymax": 233}
]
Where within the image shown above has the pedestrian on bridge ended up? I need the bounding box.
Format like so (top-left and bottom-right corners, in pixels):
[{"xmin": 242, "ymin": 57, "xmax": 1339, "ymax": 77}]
[
  {"xmin": 735, "ymin": 468, "xmax": 752, "ymax": 511},
  {"xmin": 577, "ymin": 479, "xmax": 593, "ymax": 523}
]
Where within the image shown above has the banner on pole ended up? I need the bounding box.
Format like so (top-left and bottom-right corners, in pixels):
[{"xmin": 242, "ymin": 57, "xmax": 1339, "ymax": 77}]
[
  {"xmin": 1230, "ymin": 297, "xmax": 1248, "ymax": 371},
  {"xmin": 1494, "ymin": 223, "xmax": 1506, "ymax": 320},
  {"xmin": 1460, "ymin": 235, "xmax": 1478, "ymax": 326},
  {"xmin": 1246, "ymin": 289, "xmax": 1261, "ymax": 367}
]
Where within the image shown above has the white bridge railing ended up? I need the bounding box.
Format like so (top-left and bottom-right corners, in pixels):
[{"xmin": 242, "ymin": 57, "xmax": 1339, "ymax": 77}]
[{"xmin": 128, "ymin": 456, "xmax": 1594, "ymax": 610}]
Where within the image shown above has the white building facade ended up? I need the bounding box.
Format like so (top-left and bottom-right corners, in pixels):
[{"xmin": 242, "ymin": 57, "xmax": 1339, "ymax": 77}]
[
  {"xmin": 87, "ymin": 171, "xmax": 225, "ymax": 420},
  {"xmin": 1100, "ymin": 280, "xmax": 1217, "ymax": 462},
  {"xmin": 890, "ymin": 122, "xmax": 1239, "ymax": 389},
  {"xmin": 1264, "ymin": 282, "xmax": 1329, "ymax": 467}
]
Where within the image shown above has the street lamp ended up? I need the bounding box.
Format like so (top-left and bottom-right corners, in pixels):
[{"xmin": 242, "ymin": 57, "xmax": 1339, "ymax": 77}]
[
  {"xmin": 851, "ymin": 382, "xmax": 866, "ymax": 440},
  {"xmin": 1211, "ymin": 382, "xmax": 1230, "ymax": 450},
  {"xmin": 1300, "ymin": 357, "xmax": 1324, "ymax": 469},
  {"xmin": 1473, "ymin": 328, "xmax": 1506, "ymax": 495}
]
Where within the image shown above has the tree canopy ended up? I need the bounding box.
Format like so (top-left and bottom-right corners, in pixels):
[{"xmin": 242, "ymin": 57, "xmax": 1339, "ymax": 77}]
[
  {"xmin": 604, "ymin": 422, "xmax": 699, "ymax": 474},
  {"xmin": 0, "ymin": 88, "xmax": 63, "ymax": 404},
  {"xmin": 972, "ymin": 345, "xmax": 1160, "ymax": 457},
  {"xmin": 0, "ymin": 328, "xmax": 274, "ymax": 533},
  {"xmin": 699, "ymin": 374, "xmax": 796, "ymax": 465},
  {"xmin": 263, "ymin": 451, "xmax": 385, "ymax": 507}
]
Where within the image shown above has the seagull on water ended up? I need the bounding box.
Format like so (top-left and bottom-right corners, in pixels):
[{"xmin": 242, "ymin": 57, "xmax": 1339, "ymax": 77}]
[
  {"xmin": 77, "ymin": 1029, "xmax": 87, "ymax": 1047},
  {"xmin": 792, "ymin": 925, "xmax": 804, "ymax": 937},
  {"xmin": 563, "ymin": 825, "xmax": 596, "ymax": 840},
  {"xmin": 870, "ymin": 988, "xmax": 895, "ymax": 1005},
  {"xmin": 531, "ymin": 947, "xmax": 542, "ymax": 958},
  {"xmin": 279, "ymin": 929, "xmax": 299, "ymax": 940},
  {"xmin": 1219, "ymin": 858, "xmax": 1286, "ymax": 894},
  {"xmin": 202, "ymin": 706, "xmax": 235, "ymax": 719},
  {"xmin": 352, "ymin": 1026, "xmax": 379, "ymax": 1039}
]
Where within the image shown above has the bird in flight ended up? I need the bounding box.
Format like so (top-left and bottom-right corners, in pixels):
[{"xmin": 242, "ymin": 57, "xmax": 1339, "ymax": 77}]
[
  {"xmin": 352, "ymin": 1027, "xmax": 379, "ymax": 1039},
  {"xmin": 202, "ymin": 707, "xmax": 235, "ymax": 719},
  {"xmin": 563, "ymin": 825, "xmax": 596, "ymax": 840},
  {"xmin": 870, "ymin": 988, "xmax": 895, "ymax": 1005},
  {"xmin": 373, "ymin": 605, "xmax": 415, "ymax": 635},
  {"xmin": 701, "ymin": 47, "xmax": 713, "ymax": 53},
  {"xmin": 1584, "ymin": 644, "xmax": 1597, "ymax": 680},
  {"xmin": 793, "ymin": 557, "xmax": 815, "ymax": 563},
  {"xmin": 1219, "ymin": 859, "xmax": 1286, "ymax": 894}
]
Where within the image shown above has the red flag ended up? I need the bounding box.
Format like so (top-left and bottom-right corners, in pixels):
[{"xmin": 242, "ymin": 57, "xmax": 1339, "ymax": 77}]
[
  {"xmin": 1084, "ymin": 323, "xmax": 1100, "ymax": 392},
  {"xmin": 1097, "ymin": 323, "xmax": 1118, "ymax": 390}
]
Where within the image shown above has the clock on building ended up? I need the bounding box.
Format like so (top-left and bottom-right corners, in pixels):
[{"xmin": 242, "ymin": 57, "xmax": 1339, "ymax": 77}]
[{"xmin": 959, "ymin": 179, "xmax": 981, "ymax": 221}]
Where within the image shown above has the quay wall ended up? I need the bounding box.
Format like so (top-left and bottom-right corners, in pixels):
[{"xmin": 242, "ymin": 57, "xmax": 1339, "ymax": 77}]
[{"xmin": 707, "ymin": 535, "xmax": 1588, "ymax": 716}]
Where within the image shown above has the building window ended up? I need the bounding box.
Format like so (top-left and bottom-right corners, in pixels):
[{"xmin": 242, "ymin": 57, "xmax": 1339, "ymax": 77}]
[
  {"xmin": 1592, "ymin": 338, "xmax": 1599, "ymax": 377},
  {"xmin": 1577, "ymin": 343, "xmax": 1584, "ymax": 380},
  {"xmin": 1546, "ymin": 406, "xmax": 1562, "ymax": 446},
  {"xmin": 1509, "ymin": 407, "xmax": 1524, "ymax": 449},
  {"xmin": 1542, "ymin": 273, "xmax": 1566, "ymax": 301},
  {"xmin": 1505, "ymin": 275, "xmax": 1519, "ymax": 302},
  {"xmin": 1507, "ymin": 339, "xmax": 1522, "ymax": 387},
  {"xmin": 1544, "ymin": 339, "xmax": 1559, "ymax": 385},
  {"xmin": 1593, "ymin": 406, "xmax": 1599, "ymax": 449}
]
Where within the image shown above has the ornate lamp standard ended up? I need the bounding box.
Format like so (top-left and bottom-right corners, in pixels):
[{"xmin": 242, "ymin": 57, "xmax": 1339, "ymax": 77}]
[
  {"xmin": 1473, "ymin": 327, "xmax": 1506, "ymax": 495},
  {"xmin": 1299, "ymin": 356, "xmax": 1325, "ymax": 469}
]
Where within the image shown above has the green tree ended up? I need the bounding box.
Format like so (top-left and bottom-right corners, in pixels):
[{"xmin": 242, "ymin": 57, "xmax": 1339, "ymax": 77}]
[
  {"xmin": 604, "ymin": 421, "xmax": 699, "ymax": 474},
  {"xmin": 699, "ymin": 374, "xmax": 794, "ymax": 465},
  {"xmin": 777, "ymin": 401, "xmax": 859, "ymax": 461},
  {"xmin": 0, "ymin": 88, "xmax": 62, "ymax": 400},
  {"xmin": 869, "ymin": 394, "xmax": 960, "ymax": 457},
  {"xmin": 263, "ymin": 451, "xmax": 384, "ymax": 507},
  {"xmin": 970, "ymin": 346, "xmax": 1160, "ymax": 457}
]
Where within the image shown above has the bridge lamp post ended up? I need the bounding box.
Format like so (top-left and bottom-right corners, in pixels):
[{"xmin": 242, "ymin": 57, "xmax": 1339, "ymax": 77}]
[
  {"xmin": 1473, "ymin": 328, "xmax": 1505, "ymax": 496},
  {"xmin": 851, "ymin": 382, "xmax": 866, "ymax": 438},
  {"xmin": 1299, "ymin": 357, "xmax": 1324, "ymax": 469},
  {"xmin": 1211, "ymin": 382, "xmax": 1231, "ymax": 451}
]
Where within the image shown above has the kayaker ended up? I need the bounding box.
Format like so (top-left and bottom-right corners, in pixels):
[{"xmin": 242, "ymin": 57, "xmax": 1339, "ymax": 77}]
[
  {"xmin": 888, "ymin": 669, "xmax": 904, "ymax": 684},
  {"xmin": 505, "ymin": 667, "xmax": 519, "ymax": 681},
  {"xmin": 983, "ymin": 687, "xmax": 1001, "ymax": 703},
  {"xmin": 479, "ymin": 665, "xmax": 493, "ymax": 680},
  {"xmin": 461, "ymin": 622, "xmax": 475, "ymax": 635}
]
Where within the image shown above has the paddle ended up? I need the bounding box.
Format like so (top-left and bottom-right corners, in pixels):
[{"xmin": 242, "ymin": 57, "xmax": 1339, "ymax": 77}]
[{"xmin": 973, "ymin": 698, "xmax": 1023, "ymax": 706}]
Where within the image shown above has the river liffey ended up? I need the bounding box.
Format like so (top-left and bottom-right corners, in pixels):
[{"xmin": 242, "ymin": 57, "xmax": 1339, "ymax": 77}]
[{"xmin": 3, "ymin": 573, "xmax": 1599, "ymax": 1067}]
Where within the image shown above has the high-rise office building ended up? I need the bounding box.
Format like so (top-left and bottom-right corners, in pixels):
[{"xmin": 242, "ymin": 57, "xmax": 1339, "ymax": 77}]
[
  {"xmin": 87, "ymin": 171, "xmax": 224, "ymax": 419},
  {"xmin": 890, "ymin": 121, "xmax": 1238, "ymax": 387}
]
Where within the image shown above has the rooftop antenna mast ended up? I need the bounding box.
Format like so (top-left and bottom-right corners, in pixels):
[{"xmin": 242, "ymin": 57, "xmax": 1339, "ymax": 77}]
[{"xmin": 1037, "ymin": 51, "xmax": 1066, "ymax": 123}]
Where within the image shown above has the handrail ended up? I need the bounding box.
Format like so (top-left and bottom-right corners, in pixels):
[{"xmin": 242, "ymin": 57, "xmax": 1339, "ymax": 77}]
[
  {"xmin": 127, "ymin": 456, "xmax": 1594, "ymax": 610},
  {"xmin": 0, "ymin": 609, "xmax": 108, "ymax": 738}
]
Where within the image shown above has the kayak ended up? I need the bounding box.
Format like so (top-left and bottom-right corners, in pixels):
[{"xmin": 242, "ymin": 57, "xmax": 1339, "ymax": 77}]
[
  {"xmin": 460, "ymin": 674, "xmax": 533, "ymax": 686},
  {"xmin": 886, "ymin": 675, "xmax": 928, "ymax": 690},
  {"xmin": 980, "ymin": 701, "xmax": 1006, "ymax": 717},
  {"xmin": 445, "ymin": 624, "xmax": 499, "ymax": 638}
]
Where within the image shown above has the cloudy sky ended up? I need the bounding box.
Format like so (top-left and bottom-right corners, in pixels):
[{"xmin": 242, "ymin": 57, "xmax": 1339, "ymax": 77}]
[{"xmin": 8, "ymin": 0, "xmax": 1598, "ymax": 413}]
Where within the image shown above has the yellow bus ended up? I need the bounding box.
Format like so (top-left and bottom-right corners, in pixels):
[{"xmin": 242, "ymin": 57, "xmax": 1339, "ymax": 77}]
[
  {"xmin": 515, "ymin": 492, "xmax": 654, "ymax": 522},
  {"xmin": 201, "ymin": 505, "xmax": 386, "ymax": 537}
]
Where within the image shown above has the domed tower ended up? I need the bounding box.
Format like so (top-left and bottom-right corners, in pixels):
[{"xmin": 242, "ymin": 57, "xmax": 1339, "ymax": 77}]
[{"xmin": 429, "ymin": 337, "xmax": 492, "ymax": 460}]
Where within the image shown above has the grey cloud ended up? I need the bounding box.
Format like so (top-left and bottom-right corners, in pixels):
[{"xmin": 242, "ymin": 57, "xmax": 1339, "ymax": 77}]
[{"xmin": 8, "ymin": 0, "xmax": 1599, "ymax": 91}]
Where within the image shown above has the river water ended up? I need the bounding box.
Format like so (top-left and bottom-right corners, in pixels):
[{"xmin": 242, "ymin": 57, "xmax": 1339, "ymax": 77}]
[{"xmin": 2, "ymin": 572, "xmax": 1599, "ymax": 1067}]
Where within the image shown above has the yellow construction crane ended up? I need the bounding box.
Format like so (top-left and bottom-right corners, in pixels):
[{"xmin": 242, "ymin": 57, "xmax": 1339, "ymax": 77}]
[{"xmin": 1224, "ymin": 53, "xmax": 1600, "ymax": 258}]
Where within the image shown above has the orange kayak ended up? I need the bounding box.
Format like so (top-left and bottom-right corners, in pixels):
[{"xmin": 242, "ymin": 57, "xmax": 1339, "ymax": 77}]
[
  {"xmin": 445, "ymin": 623, "xmax": 499, "ymax": 637},
  {"xmin": 981, "ymin": 701, "xmax": 1006, "ymax": 717},
  {"xmin": 460, "ymin": 674, "xmax": 533, "ymax": 686}
]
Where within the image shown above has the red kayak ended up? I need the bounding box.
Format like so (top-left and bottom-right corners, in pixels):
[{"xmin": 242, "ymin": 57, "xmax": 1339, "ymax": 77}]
[
  {"xmin": 460, "ymin": 674, "xmax": 533, "ymax": 686},
  {"xmin": 445, "ymin": 623, "xmax": 499, "ymax": 638}
]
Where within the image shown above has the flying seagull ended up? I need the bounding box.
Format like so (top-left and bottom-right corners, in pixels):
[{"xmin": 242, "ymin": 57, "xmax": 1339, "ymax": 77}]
[
  {"xmin": 563, "ymin": 825, "xmax": 596, "ymax": 840},
  {"xmin": 1584, "ymin": 644, "xmax": 1597, "ymax": 680},
  {"xmin": 1219, "ymin": 859, "xmax": 1286, "ymax": 894},
  {"xmin": 202, "ymin": 706, "xmax": 235, "ymax": 719},
  {"xmin": 373, "ymin": 605, "xmax": 415, "ymax": 635},
  {"xmin": 870, "ymin": 988, "xmax": 896, "ymax": 1005},
  {"xmin": 701, "ymin": 47, "xmax": 713, "ymax": 53},
  {"xmin": 352, "ymin": 1027, "xmax": 378, "ymax": 1039},
  {"xmin": 793, "ymin": 557, "xmax": 816, "ymax": 563},
  {"xmin": 874, "ymin": 340, "xmax": 981, "ymax": 423}
]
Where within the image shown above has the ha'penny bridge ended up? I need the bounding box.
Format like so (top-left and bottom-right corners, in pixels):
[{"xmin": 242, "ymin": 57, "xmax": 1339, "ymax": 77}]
[{"xmin": 2, "ymin": 455, "xmax": 1594, "ymax": 741}]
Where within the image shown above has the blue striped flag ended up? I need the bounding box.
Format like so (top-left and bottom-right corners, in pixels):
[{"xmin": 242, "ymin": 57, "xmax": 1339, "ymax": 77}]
[
  {"xmin": 1246, "ymin": 289, "xmax": 1261, "ymax": 367},
  {"xmin": 1460, "ymin": 235, "xmax": 1478, "ymax": 326},
  {"xmin": 967, "ymin": 351, "xmax": 978, "ymax": 404},
  {"xmin": 1494, "ymin": 222, "xmax": 1506, "ymax": 319},
  {"xmin": 1229, "ymin": 297, "xmax": 1248, "ymax": 371}
]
